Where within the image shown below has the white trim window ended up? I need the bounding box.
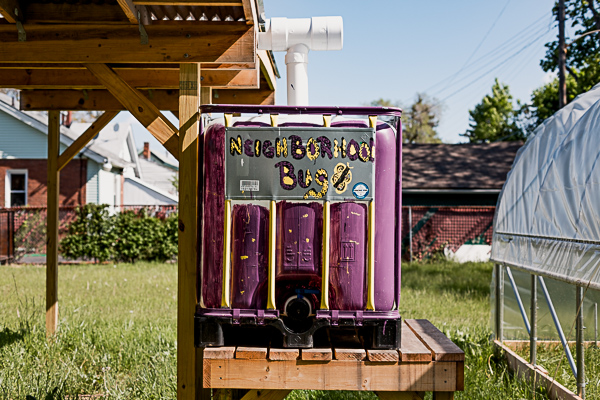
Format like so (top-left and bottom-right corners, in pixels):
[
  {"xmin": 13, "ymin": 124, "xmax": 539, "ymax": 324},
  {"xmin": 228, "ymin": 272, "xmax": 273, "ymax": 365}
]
[{"xmin": 5, "ymin": 169, "xmax": 28, "ymax": 207}]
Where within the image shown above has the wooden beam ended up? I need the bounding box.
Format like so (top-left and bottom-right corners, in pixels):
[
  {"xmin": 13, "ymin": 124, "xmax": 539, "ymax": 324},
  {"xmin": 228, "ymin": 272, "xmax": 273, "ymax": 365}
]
[
  {"xmin": 116, "ymin": 0, "xmax": 149, "ymax": 24},
  {"xmin": 20, "ymin": 87, "xmax": 275, "ymax": 111},
  {"xmin": 177, "ymin": 63, "xmax": 204, "ymax": 400},
  {"xmin": 24, "ymin": 3, "xmax": 130, "ymax": 24},
  {"xmin": 84, "ymin": 63, "xmax": 179, "ymax": 158},
  {"xmin": 134, "ymin": 0, "xmax": 242, "ymax": 5},
  {"xmin": 495, "ymin": 340, "xmax": 583, "ymax": 400},
  {"xmin": 203, "ymin": 359, "xmax": 459, "ymax": 392},
  {"xmin": 46, "ymin": 110, "xmax": 60, "ymax": 338},
  {"xmin": 0, "ymin": 23, "xmax": 254, "ymax": 63},
  {"xmin": 57, "ymin": 111, "xmax": 119, "ymax": 171},
  {"xmin": 258, "ymin": 50, "xmax": 276, "ymax": 91},
  {"xmin": 241, "ymin": 0, "xmax": 256, "ymax": 24},
  {"xmin": 0, "ymin": 62, "xmax": 257, "ymax": 71},
  {"xmin": 0, "ymin": 68, "xmax": 259, "ymax": 89},
  {"xmin": 0, "ymin": 0, "xmax": 22, "ymax": 23}
]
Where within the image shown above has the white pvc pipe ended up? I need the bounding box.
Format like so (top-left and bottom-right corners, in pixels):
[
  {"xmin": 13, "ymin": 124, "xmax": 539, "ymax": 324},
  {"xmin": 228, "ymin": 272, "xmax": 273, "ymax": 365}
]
[
  {"xmin": 285, "ymin": 43, "xmax": 310, "ymax": 105},
  {"xmin": 258, "ymin": 17, "xmax": 343, "ymax": 106}
]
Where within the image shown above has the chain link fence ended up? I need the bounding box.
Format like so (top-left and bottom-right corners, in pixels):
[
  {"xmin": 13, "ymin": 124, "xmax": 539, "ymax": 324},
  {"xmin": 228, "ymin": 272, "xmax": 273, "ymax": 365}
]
[
  {"xmin": 3, "ymin": 205, "xmax": 494, "ymax": 263},
  {"xmin": 401, "ymin": 206, "xmax": 496, "ymax": 261}
]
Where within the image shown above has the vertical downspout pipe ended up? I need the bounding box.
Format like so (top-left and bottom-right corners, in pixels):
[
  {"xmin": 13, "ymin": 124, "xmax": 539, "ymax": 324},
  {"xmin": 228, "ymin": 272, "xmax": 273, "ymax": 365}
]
[{"xmin": 257, "ymin": 16, "xmax": 343, "ymax": 106}]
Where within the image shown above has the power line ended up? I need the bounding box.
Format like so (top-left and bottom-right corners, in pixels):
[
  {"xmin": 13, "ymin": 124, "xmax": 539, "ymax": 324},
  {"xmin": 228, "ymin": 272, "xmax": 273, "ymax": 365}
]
[
  {"xmin": 440, "ymin": 29, "xmax": 552, "ymax": 103},
  {"xmin": 432, "ymin": 22, "xmax": 551, "ymax": 97},
  {"xmin": 439, "ymin": 0, "xmax": 513, "ymax": 92},
  {"xmin": 413, "ymin": 11, "xmax": 551, "ymax": 101}
]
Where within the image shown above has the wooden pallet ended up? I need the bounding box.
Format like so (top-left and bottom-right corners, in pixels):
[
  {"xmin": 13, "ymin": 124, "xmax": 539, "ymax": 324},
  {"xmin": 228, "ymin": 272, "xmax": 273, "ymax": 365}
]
[{"xmin": 203, "ymin": 319, "xmax": 464, "ymax": 400}]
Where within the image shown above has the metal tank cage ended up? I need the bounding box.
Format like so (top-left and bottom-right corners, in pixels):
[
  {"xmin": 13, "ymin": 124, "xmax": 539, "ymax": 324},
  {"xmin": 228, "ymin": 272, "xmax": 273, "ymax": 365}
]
[{"xmin": 195, "ymin": 104, "xmax": 403, "ymax": 349}]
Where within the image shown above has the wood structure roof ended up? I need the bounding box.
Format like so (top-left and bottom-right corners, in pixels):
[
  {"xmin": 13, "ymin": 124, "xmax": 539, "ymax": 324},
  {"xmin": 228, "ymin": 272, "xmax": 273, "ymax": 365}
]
[{"xmin": 0, "ymin": 0, "xmax": 277, "ymax": 110}]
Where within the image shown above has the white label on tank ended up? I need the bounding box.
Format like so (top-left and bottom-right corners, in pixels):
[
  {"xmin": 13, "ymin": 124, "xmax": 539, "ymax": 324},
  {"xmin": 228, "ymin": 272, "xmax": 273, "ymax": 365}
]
[{"xmin": 240, "ymin": 180, "xmax": 260, "ymax": 191}]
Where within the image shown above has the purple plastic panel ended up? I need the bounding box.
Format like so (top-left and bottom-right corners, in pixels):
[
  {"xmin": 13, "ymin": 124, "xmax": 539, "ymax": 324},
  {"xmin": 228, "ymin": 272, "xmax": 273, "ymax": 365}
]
[
  {"xmin": 329, "ymin": 202, "xmax": 367, "ymax": 310},
  {"xmin": 277, "ymin": 201, "xmax": 323, "ymax": 275},
  {"xmin": 331, "ymin": 120, "xmax": 397, "ymax": 311},
  {"xmin": 231, "ymin": 204, "xmax": 269, "ymax": 308},
  {"xmin": 202, "ymin": 123, "xmax": 226, "ymax": 308}
]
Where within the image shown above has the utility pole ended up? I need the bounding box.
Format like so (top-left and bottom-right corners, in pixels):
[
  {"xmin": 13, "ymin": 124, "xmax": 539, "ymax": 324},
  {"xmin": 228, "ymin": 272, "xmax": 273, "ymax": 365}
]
[{"xmin": 558, "ymin": 0, "xmax": 567, "ymax": 108}]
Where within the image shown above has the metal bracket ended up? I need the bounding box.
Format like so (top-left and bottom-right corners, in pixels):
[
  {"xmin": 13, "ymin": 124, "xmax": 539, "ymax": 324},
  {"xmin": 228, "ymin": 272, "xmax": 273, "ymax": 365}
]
[
  {"xmin": 15, "ymin": 8, "xmax": 25, "ymax": 42},
  {"xmin": 138, "ymin": 11, "xmax": 148, "ymax": 45}
]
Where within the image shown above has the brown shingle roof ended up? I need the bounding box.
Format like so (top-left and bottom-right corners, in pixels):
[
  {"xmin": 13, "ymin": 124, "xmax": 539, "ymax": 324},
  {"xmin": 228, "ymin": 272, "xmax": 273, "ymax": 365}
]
[{"xmin": 402, "ymin": 142, "xmax": 523, "ymax": 190}]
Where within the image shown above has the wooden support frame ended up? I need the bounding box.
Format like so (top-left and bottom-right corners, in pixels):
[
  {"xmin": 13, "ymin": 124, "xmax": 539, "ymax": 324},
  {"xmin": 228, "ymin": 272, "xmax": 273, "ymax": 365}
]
[
  {"xmin": 0, "ymin": 23, "xmax": 255, "ymax": 64},
  {"xmin": 177, "ymin": 63, "xmax": 207, "ymax": 400},
  {"xmin": 19, "ymin": 87, "xmax": 275, "ymax": 111},
  {"xmin": 0, "ymin": 0, "xmax": 23, "ymax": 23},
  {"xmin": 46, "ymin": 110, "xmax": 60, "ymax": 338},
  {"xmin": 202, "ymin": 320, "xmax": 464, "ymax": 396},
  {"xmin": 84, "ymin": 63, "xmax": 179, "ymax": 158},
  {"xmin": 0, "ymin": 68, "xmax": 259, "ymax": 90},
  {"xmin": 494, "ymin": 340, "xmax": 582, "ymax": 400},
  {"xmin": 57, "ymin": 111, "xmax": 119, "ymax": 171}
]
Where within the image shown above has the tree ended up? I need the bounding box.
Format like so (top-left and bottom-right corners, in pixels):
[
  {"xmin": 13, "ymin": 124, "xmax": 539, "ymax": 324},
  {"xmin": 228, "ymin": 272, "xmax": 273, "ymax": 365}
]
[
  {"xmin": 371, "ymin": 94, "xmax": 443, "ymax": 143},
  {"xmin": 541, "ymin": 0, "xmax": 600, "ymax": 73},
  {"xmin": 462, "ymin": 79, "xmax": 525, "ymax": 143}
]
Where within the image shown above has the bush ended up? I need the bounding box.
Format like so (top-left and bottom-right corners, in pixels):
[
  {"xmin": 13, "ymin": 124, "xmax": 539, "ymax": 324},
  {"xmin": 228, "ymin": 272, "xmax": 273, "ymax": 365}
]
[
  {"xmin": 60, "ymin": 204, "xmax": 115, "ymax": 262},
  {"xmin": 60, "ymin": 205, "xmax": 178, "ymax": 263}
]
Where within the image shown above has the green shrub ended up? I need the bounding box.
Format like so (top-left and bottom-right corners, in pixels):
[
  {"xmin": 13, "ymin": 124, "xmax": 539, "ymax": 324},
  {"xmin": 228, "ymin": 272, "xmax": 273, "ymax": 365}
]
[
  {"xmin": 60, "ymin": 206, "xmax": 178, "ymax": 263},
  {"xmin": 60, "ymin": 204, "xmax": 115, "ymax": 263}
]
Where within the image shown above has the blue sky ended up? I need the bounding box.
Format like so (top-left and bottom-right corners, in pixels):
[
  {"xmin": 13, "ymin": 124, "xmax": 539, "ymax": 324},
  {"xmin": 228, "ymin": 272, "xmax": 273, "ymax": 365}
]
[{"xmin": 125, "ymin": 0, "xmax": 560, "ymax": 156}]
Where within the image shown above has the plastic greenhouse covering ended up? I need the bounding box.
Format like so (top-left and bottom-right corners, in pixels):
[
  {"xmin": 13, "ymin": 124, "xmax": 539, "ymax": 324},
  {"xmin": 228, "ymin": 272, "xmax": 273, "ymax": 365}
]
[{"xmin": 491, "ymin": 83, "xmax": 600, "ymax": 291}]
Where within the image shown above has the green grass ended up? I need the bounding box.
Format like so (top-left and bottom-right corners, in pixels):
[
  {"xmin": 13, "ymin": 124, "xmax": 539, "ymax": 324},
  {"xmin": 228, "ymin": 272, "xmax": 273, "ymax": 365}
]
[
  {"xmin": 512, "ymin": 340, "xmax": 600, "ymax": 398},
  {"xmin": 1, "ymin": 260, "xmax": 551, "ymax": 399},
  {"xmin": 0, "ymin": 262, "xmax": 177, "ymax": 399}
]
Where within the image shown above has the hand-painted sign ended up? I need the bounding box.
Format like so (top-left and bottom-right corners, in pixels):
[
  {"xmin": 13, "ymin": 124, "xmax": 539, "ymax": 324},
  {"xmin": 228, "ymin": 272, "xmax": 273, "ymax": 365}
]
[{"xmin": 225, "ymin": 127, "xmax": 375, "ymax": 200}]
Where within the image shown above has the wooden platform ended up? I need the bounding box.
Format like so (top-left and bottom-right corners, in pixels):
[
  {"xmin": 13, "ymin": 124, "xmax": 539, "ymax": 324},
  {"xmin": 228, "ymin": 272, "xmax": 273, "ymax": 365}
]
[{"xmin": 203, "ymin": 319, "xmax": 464, "ymax": 400}]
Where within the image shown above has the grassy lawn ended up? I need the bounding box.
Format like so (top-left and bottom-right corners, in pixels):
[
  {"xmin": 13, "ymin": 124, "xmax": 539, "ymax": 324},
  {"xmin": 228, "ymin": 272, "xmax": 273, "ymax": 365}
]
[{"xmin": 1, "ymin": 261, "xmax": 550, "ymax": 399}]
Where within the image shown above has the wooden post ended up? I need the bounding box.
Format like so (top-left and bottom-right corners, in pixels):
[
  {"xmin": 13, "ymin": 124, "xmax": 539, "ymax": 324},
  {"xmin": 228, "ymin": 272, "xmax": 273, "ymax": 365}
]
[
  {"xmin": 178, "ymin": 63, "xmax": 204, "ymax": 400},
  {"xmin": 46, "ymin": 110, "xmax": 60, "ymax": 337}
]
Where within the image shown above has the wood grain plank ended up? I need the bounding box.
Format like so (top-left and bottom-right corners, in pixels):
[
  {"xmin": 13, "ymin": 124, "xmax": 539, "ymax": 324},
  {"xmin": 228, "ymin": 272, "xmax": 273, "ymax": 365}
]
[
  {"xmin": 366, "ymin": 349, "xmax": 399, "ymax": 363},
  {"xmin": 205, "ymin": 359, "xmax": 458, "ymax": 391},
  {"xmin": 0, "ymin": 23, "xmax": 254, "ymax": 63},
  {"xmin": 204, "ymin": 347, "xmax": 236, "ymax": 359},
  {"xmin": 405, "ymin": 319, "xmax": 464, "ymax": 362},
  {"xmin": 85, "ymin": 63, "xmax": 179, "ymax": 158},
  {"xmin": 301, "ymin": 348, "xmax": 332, "ymax": 361},
  {"xmin": 333, "ymin": 348, "xmax": 366, "ymax": 361},
  {"xmin": 495, "ymin": 340, "xmax": 580, "ymax": 400},
  {"xmin": 177, "ymin": 63, "xmax": 200, "ymax": 400},
  {"xmin": 400, "ymin": 321, "xmax": 433, "ymax": 362},
  {"xmin": 46, "ymin": 111, "xmax": 60, "ymax": 338},
  {"xmin": 268, "ymin": 348, "xmax": 299, "ymax": 361},
  {"xmin": 236, "ymin": 347, "xmax": 268, "ymax": 360},
  {"xmin": 20, "ymin": 87, "xmax": 274, "ymax": 111},
  {"xmin": 58, "ymin": 111, "xmax": 119, "ymax": 171},
  {"xmin": 0, "ymin": 0, "xmax": 21, "ymax": 23}
]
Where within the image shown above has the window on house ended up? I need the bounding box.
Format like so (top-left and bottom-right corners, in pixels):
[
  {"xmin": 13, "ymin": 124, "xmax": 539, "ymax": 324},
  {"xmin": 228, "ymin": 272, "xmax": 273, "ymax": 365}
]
[{"xmin": 6, "ymin": 170, "xmax": 27, "ymax": 207}]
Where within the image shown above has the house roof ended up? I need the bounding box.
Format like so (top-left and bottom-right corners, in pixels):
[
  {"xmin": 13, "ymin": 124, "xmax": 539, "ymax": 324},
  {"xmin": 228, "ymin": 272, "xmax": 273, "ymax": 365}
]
[
  {"xmin": 402, "ymin": 142, "xmax": 523, "ymax": 191},
  {"xmin": 0, "ymin": 93, "xmax": 133, "ymax": 169}
]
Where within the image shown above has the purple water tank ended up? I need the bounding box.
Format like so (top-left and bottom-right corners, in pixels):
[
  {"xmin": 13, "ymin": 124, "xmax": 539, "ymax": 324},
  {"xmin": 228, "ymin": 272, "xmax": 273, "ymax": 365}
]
[
  {"xmin": 231, "ymin": 204, "xmax": 268, "ymax": 308},
  {"xmin": 277, "ymin": 201, "xmax": 322, "ymax": 276},
  {"xmin": 329, "ymin": 202, "xmax": 367, "ymax": 310}
]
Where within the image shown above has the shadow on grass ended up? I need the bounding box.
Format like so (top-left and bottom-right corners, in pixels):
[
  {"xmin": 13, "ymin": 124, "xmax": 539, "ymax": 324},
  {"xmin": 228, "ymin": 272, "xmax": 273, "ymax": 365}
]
[{"xmin": 0, "ymin": 326, "xmax": 26, "ymax": 349}]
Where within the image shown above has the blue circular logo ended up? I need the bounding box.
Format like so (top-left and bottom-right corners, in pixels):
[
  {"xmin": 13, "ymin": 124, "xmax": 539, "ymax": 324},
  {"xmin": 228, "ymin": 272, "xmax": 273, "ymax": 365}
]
[{"xmin": 352, "ymin": 183, "xmax": 369, "ymax": 199}]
